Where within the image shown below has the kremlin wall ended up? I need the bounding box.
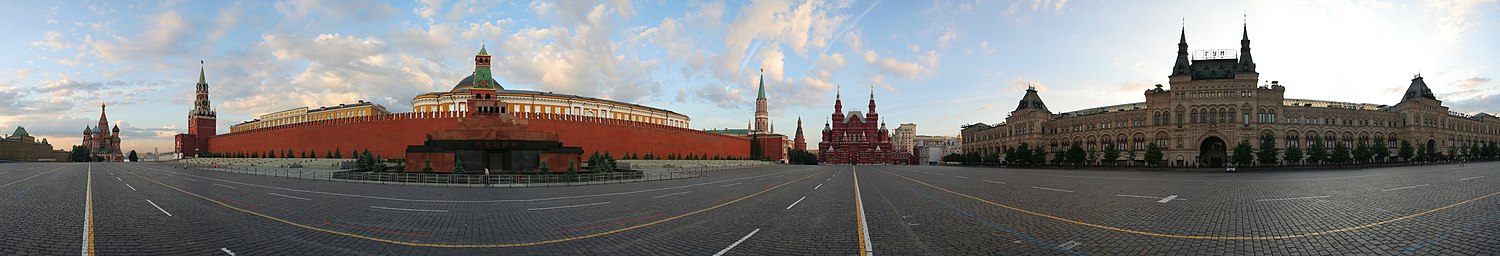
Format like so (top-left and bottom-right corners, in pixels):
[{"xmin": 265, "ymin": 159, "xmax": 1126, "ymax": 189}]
[{"xmin": 178, "ymin": 45, "xmax": 754, "ymax": 172}]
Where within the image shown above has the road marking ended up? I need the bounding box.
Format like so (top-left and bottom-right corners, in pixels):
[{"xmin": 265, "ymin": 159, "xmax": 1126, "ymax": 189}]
[
  {"xmin": 711, "ymin": 229, "xmax": 760, "ymax": 256},
  {"xmin": 527, "ymin": 202, "xmax": 611, "ymax": 211},
  {"xmin": 1031, "ymin": 186, "xmax": 1075, "ymax": 193},
  {"xmin": 1381, "ymin": 184, "xmax": 1430, "ymax": 192},
  {"xmin": 1059, "ymin": 240, "xmax": 1082, "ymax": 250},
  {"xmin": 982, "ymin": 180, "xmax": 1006, "ymax": 184},
  {"xmin": 719, "ymin": 183, "xmax": 741, "ymax": 188},
  {"xmin": 214, "ymin": 184, "xmax": 237, "ymax": 189},
  {"xmin": 826, "ymin": 178, "xmax": 832, "ymax": 181},
  {"xmin": 936, "ymin": 173, "xmax": 948, "ymax": 176},
  {"xmin": 755, "ymin": 178, "xmax": 766, "ymax": 181},
  {"xmin": 1255, "ymin": 195, "xmax": 1331, "ymax": 202},
  {"xmin": 814, "ymin": 184, "xmax": 823, "ymax": 190},
  {"xmin": 220, "ymin": 248, "xmax": 236, "ymax": 256},
  {"xmin": 184, "ymin": 177, "xmax": 198, "ymax": 181},
  {"xmin": 127, "ymin": 168, "xmax": 821, "ymax": 248},
  {"xmin": 0, "ymin": 165, "xmax": 64, "ymax": 189},
  {"xmin": 115, "ymin": 177, "xmax": 121, "ymax": 181},
  {"xmin": 82, "ymin": 164, "xmax": 95, "ymax": 256},
  {"xmin": 1157, "ymin": 195, "xmax": 1179, "ymax": 203},
  {"xmin": 651, "ymin": 191, "xmax": 691, "ymax": 199},
  {"xmin": 370, "ymin": 206, "xmax": 450, "ymax": 213},
  {"xmin": 955, "ymin": 176, "xmax": 970, "ymax": 179},
  {"xmin": 786, "ymin": 196, "xmax": 807, "ymax": 210},
  {"xmin": 147, "ymin": 199, "xmax": 173, "ymax": 216},
  {"xmin": 854, "ymin": 166, "xmax": 873, "ymax": 256},
  {"xmin": 267, "ymin": 193, "xmax": 312, "ymax": 201},
  {"xmin": 1116, "ymin": 194, "xmax": 1158, "ymax": 199},
  {"xmin": 1460, "ymin": 176, "xmax": 1485, "ymax": 181},
  {"xmin": 126, "ymin": 184, "xmax": 137, "ymax": 191}
]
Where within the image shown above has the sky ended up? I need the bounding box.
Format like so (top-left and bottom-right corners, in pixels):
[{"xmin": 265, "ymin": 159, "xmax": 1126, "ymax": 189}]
[{"xmin": 2, "ymin": 0, "xmax": 1498, "ymax": 154}]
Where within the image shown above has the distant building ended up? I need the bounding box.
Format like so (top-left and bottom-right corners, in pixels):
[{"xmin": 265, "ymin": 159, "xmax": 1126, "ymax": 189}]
[
  {"xmin": 914, "ymin": 135, "xmax": 960, "ymax": 165},
  {"xmin": 1, "ymin": 127, "xmax": 68, "ymax": 161},
  {"xmin": 230, "ymin": 101, "xmax": 390, "ymax": 133},
  {"xmin": 82, "ymin": 104, "xmax": 124, "ymax": 162},
  {"xmin": 819, "ymin": 88, "xmax": 896, "ymax": 165},
  {"xmin": 793, "ymin": 117, "xmax": 807, "ymax": 151}
]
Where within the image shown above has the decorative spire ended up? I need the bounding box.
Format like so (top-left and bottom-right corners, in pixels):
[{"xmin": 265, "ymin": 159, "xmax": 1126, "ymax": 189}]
[
  {"xmin": 198, "ymin": 60, "xmax": 206, "ymax": 84},
  {"xmin": 479, "ymin": 42, "xmax": 489, "ymax": 55},
  {"xmin": 1171, "ymin": 23, "xmax": 1191, "ymax": 76},
  {"xmin": 1401, "ymin": 74, "xmax": 1437, "ymax": 101},
  {"xmin": 99, "ymin": 103, "xmax": 109, "ymax": 124},
  {"xmin": 1238, "ymin": 19, "xmax": 1256, "ymax": 73},
  {"xmin": 757, "ymin": 68, "xmax": 766, "ymax": 99}
]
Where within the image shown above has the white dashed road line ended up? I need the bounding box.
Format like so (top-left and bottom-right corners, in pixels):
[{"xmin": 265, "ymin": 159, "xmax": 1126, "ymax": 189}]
[
  {"xmin": 147, "ymin": 200, "xmax": 173, "ymax": 217},
  {"xmin": 1256, "ymin": 195, "xmax": 1331, "ymax": 202},
  {"xmin": 652, "ymin": 191, "xmax": 692, "ymax": 198},
  {"xmin": 1380, "ymin": 184, "xmax": 1430, "ymax": 192},
  {"xmin": 1460, "ymin": 176, "xmax": 1485, "ymax": 181},
  {"xmin": 1157, "ymin": 195, "xmax": 1179, "ymax": 203},
  {"xmin": 527, "ymin": 202, "xmax": 611, "ymax": 211},
  {"xmin": 786, "ymin": 196, "xmax": 807, "ymax": 210},
  {"xmin": 220, "ymin": 248, "xmax": 236, "ymax": 256},
  {"xmin": 1116, "ymin": 194, "xmax": 1158, "ymax": 199},
  {"xmin": 184, "ymin": 177, "xmax": 198, "ymax": 182},
  {"xmin": 720, "ymin": 183, "xmax": 742, "ymax": 188},
  {"xmin": 115, "ymin": 177, "xmax": 121, "ymax": 181},
  {"xmin": 213, "ymin": 184, "xmax": 237, "ymax": 189},
  {"xmin": 1060, "ymin": 240, "xmax": 1082, "ymax": 250},
  {"xmin": 125, "ymin": 184, "xmax": 137, "ymax": 191},
  {"xmin": 1031, "ymin": 186, "xmax": 1075, "ymax": 193},
  {"xmin": 712, "ymin": 229, "xmax": 760, "ymax": 256},
  {"xmin": 370, "ymin": 206, "xmax": 450, "ymax": 213},
  {"xmin": 266, "ymin": 193, "xmax": 312, "ymax": 201},
  {"xmin": 814, "ymin": 184, "xmax": 823, "ymax": 190},
  {"xmin": 955, "ymin": 176, "xmax": 970, "ymax": 179},
  {"xmin": 982, "ymin": 180, "xmax": 1006, "ymax": 184}
]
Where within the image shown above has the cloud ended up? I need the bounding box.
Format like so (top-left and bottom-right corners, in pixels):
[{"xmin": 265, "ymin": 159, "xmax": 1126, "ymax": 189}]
[
  {"xmin": 31, "ymin": 31, "xmax": 72, "ymax": 50},
  {"xmin": 87, "ymin": 11, "xmax": 196, "ymax": 63},
  {"xmin": 274, "ymin": 0, "xmax": 399, "ymax": 23},
  {"xmin": 980, "ymin": 41, "xmax": 995, "ymax": 55},
  {"xmin": 936, "ymin": 28, "xmax": 959, "ymax": 48},
  {"xmin": 1007, "ymin": 77, "xmax": 1049, "ymax": 93},
  {"xmin": 1424, "ymin": 0, "xmax": 1500, "ymax": 43},
  {"xmin": 1005, "ymin": 0, "xmax": 1070, "ymax": 16}
]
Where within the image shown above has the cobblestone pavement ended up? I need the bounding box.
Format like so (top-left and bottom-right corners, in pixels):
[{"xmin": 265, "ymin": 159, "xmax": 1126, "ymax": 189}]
[{"xmin": 0, "ymin": 161, "xmax": 1495, "ymax": 255}]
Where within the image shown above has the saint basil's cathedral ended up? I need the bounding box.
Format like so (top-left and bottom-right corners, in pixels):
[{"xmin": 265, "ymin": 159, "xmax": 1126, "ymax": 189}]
[{"xmin": 82, "ymin": 104, "xmax": 125, "ymax": 162}]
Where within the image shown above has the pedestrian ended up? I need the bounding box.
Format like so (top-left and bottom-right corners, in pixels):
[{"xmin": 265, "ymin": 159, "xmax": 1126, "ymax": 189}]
[{"xmin": 483, "ymin": 168, "xmax": 491, "ymax": 187}]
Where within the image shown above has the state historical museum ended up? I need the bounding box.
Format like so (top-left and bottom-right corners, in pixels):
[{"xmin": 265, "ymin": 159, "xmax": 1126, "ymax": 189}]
[{"xmin": 818, "ymin": 88, "xmax": 896, "ymax": 165}]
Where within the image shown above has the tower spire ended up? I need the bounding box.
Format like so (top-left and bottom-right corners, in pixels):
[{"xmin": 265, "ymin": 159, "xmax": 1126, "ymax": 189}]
[
  {"xmin": 757, "ymin": 68, "xmax": 766, "ymax": 99},
  {"xmin": 1238, "ymin": 17, "xmax": 1256, "ymax": 73},
  {"xmin": 1171, "ymin": 22, "xmax": 1192, "ymax": 76},
  {"xmin": 198, "ymin": 60, "xmax": 206, "ymax": 84}
]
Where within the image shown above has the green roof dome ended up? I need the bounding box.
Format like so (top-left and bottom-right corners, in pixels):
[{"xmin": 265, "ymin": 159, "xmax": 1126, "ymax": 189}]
[{"xmin": 451, "ymin": 73, "xmax": 503, "ymax": 92}]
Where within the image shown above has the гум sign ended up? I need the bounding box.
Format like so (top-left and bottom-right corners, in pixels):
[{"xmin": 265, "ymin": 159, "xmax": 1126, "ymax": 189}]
[{"xmin": 1192, "ymin": 49, "xmax": 1238, "ymax": 60}]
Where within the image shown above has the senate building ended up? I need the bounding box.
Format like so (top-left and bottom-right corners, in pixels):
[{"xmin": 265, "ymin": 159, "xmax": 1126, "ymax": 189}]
[{"xmin": 961, "ymin": 24, "xmax": 1500, "ymax": 167}]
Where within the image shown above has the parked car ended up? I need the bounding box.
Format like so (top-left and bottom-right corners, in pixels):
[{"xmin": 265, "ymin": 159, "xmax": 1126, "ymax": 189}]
[{"xmin": 1225, "ymin": 164, "xmax": 1237, "ymax": 173}]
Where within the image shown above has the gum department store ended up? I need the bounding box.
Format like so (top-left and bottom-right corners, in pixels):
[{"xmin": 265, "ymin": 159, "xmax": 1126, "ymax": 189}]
[{"xmin": 962, "ymin": 24, "xmax": 1500, "ymax": 167}]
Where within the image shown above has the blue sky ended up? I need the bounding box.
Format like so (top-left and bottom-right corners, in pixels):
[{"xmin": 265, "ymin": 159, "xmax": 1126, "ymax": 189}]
[{"xmin": 2, "ymin": 0, "xmax": 1497, "ymax": 154}]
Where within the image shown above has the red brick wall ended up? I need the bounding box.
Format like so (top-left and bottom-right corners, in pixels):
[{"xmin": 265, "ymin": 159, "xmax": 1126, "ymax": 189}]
[{"xmin": 204, "ymin": 112, "xmax": 750, "ymax": 160}]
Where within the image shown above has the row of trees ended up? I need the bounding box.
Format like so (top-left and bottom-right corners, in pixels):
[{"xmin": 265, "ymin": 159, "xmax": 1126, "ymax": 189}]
[
  {"xmin": 210, "ymin": 148, "xmax": 357, "ymax": 159},
  {"xmin": 66, "ymin": 146, "xmax": 140, "ymax": 162},
  {"xmin": 947, "ymin": 133, "xmax": 1500, "ymax": 167},
  {"xmin": 945, "ymin": 142, "xmax": 1169, "ymax": 166},
  {"xmin": 1228, "ymin": 134, "xmax": 1500, "ymax": 166}
]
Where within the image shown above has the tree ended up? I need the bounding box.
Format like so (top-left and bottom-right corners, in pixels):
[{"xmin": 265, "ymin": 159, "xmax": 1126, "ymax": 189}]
[
  {"xmin": 1231, "ymin": 140, "xmax": 1253, "ymax": 166},
  {"xmin": 69, "ymin": 145, "xmax": 92, "ymax": 162},
  {"xmin": 361, "ymin": 150, "xmax": 374, "ymax": 169},
  {"xmin": 1144, "ymin": 142, "xmax": 1164, "ymax": 166},
  {"xmin": 372, "ymin": 155, "xmax": 388, "ymax": 172},
  {"xmin": 1283, "ymin": 145, "xmax": 1304, "ymax": 165},
  {"xmin": 1353, "ymin": 141, "xmax": 1373, "ymax": 164},
  {"xmin": 127, "ymin": 150, "xmax": 139, "ymax": 162},
  {"xmin": 1372, "ymin": 141, "xmax": 1390, "ymax": 163},
  {"xmin": 1399, "ymin": 140, "xmax": 1415, "ymax": 161},
  {"xmin": 1416, "ymin": 145, "xmax": 1428, "ymax": 162},
  {"xmin": 1003, "ymin": 147, "xmax": 1018, "ymax": 164},
  {"xmin": 1101, "ymin": 143, "xmax": 1120, "ymax": 166},
  {"xmin": 942, "ymin": 153, "xmax": 962, "ymax": 163},
  {"xmin": 1307, "ymin": 139, "xmax": 1328, "ymax": 164},
  {"xmin": 1065, "ymin": 142, "xmax": 1086, "ymax": 166},
  {"xmin": 1031, "ymin": 146, "xmax": 1048, "ymax": 165},
  {"xmin": 1447, "ymin": 146, "xmax": 1458, "ymax": 160},
  {"xmin": 1256, "ymin": 133, "xmax": 1279, "ymax": 165},
  {"xmin": 1125, "ymin": 146, "xmax": 1137, "ymax": 166},
  {"xmin": 749, "ymin": 134, "xmax": 763, "ymax": 160},
  {"xmin": 334, "ymin": 148, "xmax": 343, "ymax": 159},
  {"xmin": 1330, "ymin": 142, "xmax": 1351, "ymax": 164},
  {"xmin": 1052, "ymin": 150, "xmax": 1065, "ymax": 165},
  {"xmin": 451, "ymin": 156, "xmax": 465, "ymax": 174}
]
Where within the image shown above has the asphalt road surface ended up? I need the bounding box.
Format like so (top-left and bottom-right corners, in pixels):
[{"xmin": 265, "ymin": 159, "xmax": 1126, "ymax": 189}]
[{"xmin": 0, "ymin": 161, "xmax": 1495, "ymax": 255}]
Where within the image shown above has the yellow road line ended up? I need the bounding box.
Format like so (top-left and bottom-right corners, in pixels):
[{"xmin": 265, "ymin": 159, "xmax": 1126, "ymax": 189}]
[
  {"xmin": 889, "ymin": 171, "xmax": 1500, "ymax": 240},
  {"xmin": 854, "ymin": 166, "xmax": 871, "ymax": 256},
  {"xmin": 84, "ymin": 163, "xmax": 95, "ymax": 256},
  {"xmin": 128, "ymin": 168, "xmax": 821, "ymax": 248}
]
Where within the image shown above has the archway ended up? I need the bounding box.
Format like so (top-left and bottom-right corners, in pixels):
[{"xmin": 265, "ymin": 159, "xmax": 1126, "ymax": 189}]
[
  {"xmin": 1426, "ymin": 139, "xmax": 1437, "ymax": 159},
  {"xmin": 1200, "ymin": 136, "xmax": 1227, "ymax": 168}
]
